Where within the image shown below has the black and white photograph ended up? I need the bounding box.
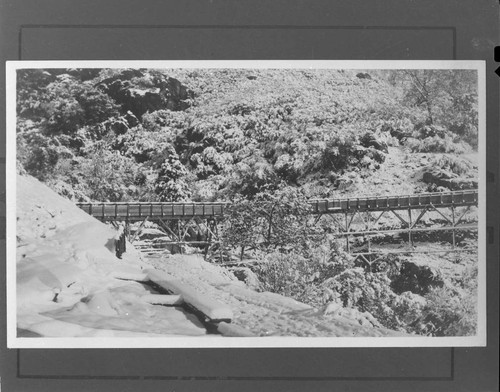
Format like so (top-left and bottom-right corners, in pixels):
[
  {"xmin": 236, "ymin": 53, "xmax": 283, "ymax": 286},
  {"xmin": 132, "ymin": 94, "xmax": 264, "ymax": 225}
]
[{"xmin": 6, "ymin": 61, "xmax": 486, "ymax": 348}]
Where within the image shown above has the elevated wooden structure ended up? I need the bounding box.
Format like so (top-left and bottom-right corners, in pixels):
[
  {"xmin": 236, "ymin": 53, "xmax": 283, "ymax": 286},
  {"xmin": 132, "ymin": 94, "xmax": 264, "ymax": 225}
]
[
  {"xmin": 76, "ymin": 189, "xmax": 479, "ymax": 261},
  {"xmin": 77, "ymin": 189, "xmax": 478, "ymax": 220},
  {"xmin": 310, "ymin": 189, "xmax": 478, "ymax": 213},
  {"xmin": 76, "ymin": 201, "xmax": 227, "ymax": 221}
]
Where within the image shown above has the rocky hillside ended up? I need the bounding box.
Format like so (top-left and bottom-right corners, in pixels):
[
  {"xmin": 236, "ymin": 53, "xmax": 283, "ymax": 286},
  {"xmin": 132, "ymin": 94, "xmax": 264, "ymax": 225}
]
[{"xmin": 16, "ymin": 67, "xmax": 478, "ymax": 203}]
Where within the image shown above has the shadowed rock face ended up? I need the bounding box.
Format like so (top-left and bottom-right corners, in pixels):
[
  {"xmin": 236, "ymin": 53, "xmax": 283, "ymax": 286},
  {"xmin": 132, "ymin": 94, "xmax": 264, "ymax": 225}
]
[
  {"xmin": 97, "ymin": 70, "xmax": 193, "ymax": 118},
  {"xmin": 356, "ymin": 72, "xmax": 372, "ymax": 80},
  {"xmin": 422, "ymin": 169, "xmax": 478, "ymax": 191},
  {"xmin": 391, "ymin": 261, "xmax": 444, "ymax": 295}
]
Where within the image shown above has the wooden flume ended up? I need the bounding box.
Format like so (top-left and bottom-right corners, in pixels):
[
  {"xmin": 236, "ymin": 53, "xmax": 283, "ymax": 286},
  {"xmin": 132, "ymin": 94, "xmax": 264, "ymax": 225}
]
[{"xmin": 76, "ymin": 189, "xmax": 479, "ymax": 261}]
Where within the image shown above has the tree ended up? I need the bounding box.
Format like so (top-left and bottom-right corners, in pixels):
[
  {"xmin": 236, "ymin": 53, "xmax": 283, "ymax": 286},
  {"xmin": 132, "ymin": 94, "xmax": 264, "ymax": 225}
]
[
  {"xmin": 78, "ymin": 142, "xmax": 149, "ymax": 202},
  {"xmin": 403, "ymin": 70, "xmax": 438, "ymax": 124},
  {"xmin": 387, "ymin": 70, "xmax": 478, "ymax": 148},
  {"xmin": 154, "ymin": 145, "xmax": 191, "ymax": 201},
  {"xmin": 222, "ymin": 187, "xmax": 323, "ymax": 256}
]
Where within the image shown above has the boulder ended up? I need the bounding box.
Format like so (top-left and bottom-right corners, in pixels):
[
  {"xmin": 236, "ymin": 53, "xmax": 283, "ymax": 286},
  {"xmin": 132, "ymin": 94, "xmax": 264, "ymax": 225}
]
[
  {"xmin": 164, "ymin": 77, "xmax": 193, "ymax": 111},
  {"xmin": 124, "ymin": 111, "xmax": 140, "ymax": 127},
  {"xmin": 231, "ymin": 267, "xmax": 262, "ymax": 290},
  {"xmin": 109, "ymin": 118, "xmax": 129, "ymax": 135},
  {"xmin": 97, "ymin": 70, "xmax": 193, "ymax": 118},
  {"xmin": 360, "ymin": 132, "xmax": 388, "ymax": 153},
  {"xmin": 390, "ymin": 127, "xmax": 410, "ymax": 141},
  {"xmin": 67, "ymin": 68, "xmax": 101, "ymax": 81}
]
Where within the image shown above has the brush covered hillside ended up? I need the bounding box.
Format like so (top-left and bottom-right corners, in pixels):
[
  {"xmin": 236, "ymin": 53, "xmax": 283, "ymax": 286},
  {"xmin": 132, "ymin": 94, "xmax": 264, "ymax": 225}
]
[
  {"xmin": 17, "ymin": 68, "xmax": 478, "ymax": 202},
  {"xmin": 16, "ymin": 67, "xmax": 479, "ymax": 337}
]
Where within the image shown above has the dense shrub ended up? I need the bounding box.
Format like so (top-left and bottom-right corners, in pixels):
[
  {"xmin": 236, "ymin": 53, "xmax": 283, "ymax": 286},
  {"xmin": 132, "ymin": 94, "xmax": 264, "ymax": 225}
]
[
  {"xmin": 17, "ymin": 131, "xmax": 60, "ymax": 180},
  {"xmin": 154, "ymin": 145, "xmax": 191, "ymax": 202},
  {"xmin": 253, "ymin": 249, "xmax": 408, "ymax": 332},
  {"xmin": 223, "ymin": 156, "xmax": 281, "ymax": 199},
  {"xmin": 256, "ymin": 251, "xmax": 323, "ymax": 302},
  {"xmin": 254, "ymin": 241, "xmax": 355, "ymax": 306},
  {"xmin": 392, "ymin": 291, "xmax": 427, "ymax": 327},
  {"xmin": 251, "ymin": 240, "xmax": 477, "ymax": 336},
  {"xmin": 413, "ymin": 288, "xmax": 476, "ymax": 336},
  {"xmin": 414, "ymin": 266, "xmax": 478, "ymax": 336},
  {"xmin": 322, "ymin": 268, "xmax": 399, "ymax": 329},
  {"xmin": 76, "ymin": 143, "xmax": 150, "ymax": 202},
  {"xmin": 406, "ymin": 136, "xmax": 471, "ymax": 154},
  {"xmin": 33, "ymin": 73, "xmax": 119, "ymax": 137}
]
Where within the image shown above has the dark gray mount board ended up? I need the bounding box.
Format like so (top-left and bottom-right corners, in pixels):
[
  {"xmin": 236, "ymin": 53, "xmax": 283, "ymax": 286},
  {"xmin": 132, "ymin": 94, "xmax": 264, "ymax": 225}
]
[{"xmin": 0, "ymin": 0, "xmax": 498, "ymax": 391}]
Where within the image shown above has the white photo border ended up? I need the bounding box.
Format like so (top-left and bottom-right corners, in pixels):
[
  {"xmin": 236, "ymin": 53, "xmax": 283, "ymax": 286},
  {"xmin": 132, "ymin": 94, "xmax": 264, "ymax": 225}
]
[{"xmin": 6, "ymin": 60, "xmax": 487, "ymax": 348}]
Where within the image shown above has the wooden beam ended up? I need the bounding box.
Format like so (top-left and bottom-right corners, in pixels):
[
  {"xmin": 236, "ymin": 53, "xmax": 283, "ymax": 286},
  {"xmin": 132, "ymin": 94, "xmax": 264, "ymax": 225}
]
[{"xmin": 130, "ymin": 216, "xmax": 150, "ymax": 244}]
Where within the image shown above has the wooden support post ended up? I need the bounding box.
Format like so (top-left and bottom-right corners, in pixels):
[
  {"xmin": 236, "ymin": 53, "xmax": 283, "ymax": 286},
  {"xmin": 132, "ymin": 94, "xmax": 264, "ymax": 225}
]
[
  {"xmin": 177, "ymin": 220, "xmax": 183, "ymax": 254},
  {"xmin": 456, "ymin": 205, "xmax": 472, "ymax": 226},
  {"xmin": 359, "ymin": 254, "xmax": 371, "ymax": 272},
  {"xmin": 366, "ymin": 212, "xmax": 371, "ymax": 254},
  {"xmin": 158, "ymin": 217, "xmax": 181, "ymax": 242},
  {"xmin": 408, "ymin": 208, "xmax": 413, "ymax": 247},
  {"xmin": 451, "ymin": 205, "xmax": 456, "ymax": 249},
  {"xmin": 345, "ymin": 212, "xmax": 350, "ymax": 253}
]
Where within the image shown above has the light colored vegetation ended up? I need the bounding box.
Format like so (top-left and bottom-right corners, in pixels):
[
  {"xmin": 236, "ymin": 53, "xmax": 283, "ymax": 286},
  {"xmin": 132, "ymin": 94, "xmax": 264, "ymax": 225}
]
[{"xmin": 16, "ymin": 68, "xmax": 479, "ymax": 336}]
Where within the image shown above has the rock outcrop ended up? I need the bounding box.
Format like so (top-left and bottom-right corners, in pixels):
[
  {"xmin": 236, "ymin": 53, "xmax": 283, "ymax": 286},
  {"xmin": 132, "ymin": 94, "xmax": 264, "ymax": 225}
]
[
  {"xmin": 422, "ymin": 168, "xmax": 478, "ymax": 190},
  {"xmin": 391, "ymin": 260, "xmax": 444, "ymax": 295},
  {"xmin": 97, "ymin": 69, "xmax": 193, "ymax": 118},
  {"xmin": 360, "ymin": 131, "xmax": 389, "ymax": 153}
]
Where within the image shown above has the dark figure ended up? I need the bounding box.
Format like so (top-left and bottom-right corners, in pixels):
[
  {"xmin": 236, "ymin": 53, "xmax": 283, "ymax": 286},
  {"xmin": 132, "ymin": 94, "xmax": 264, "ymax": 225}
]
[{"xmin": 115, "ymin": 226, "xmax": 126, "ymax": 259}]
